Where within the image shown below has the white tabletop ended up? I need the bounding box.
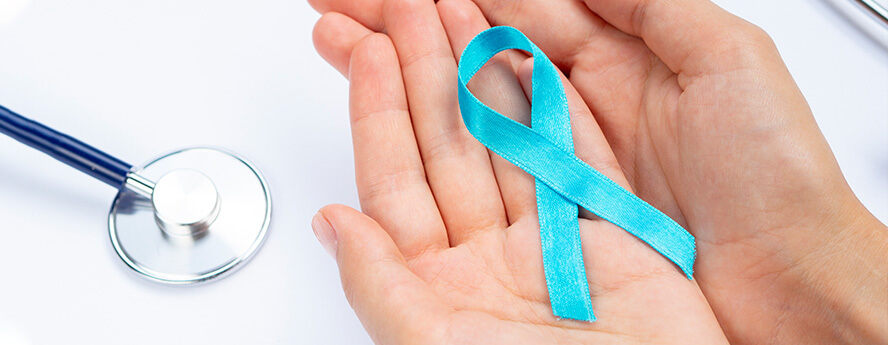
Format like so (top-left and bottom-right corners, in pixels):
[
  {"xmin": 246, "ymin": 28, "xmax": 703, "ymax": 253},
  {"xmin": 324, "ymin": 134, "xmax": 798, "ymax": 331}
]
[{"xmin": 0, "ymin": 0, "xmax": 884, "ymax": 344}]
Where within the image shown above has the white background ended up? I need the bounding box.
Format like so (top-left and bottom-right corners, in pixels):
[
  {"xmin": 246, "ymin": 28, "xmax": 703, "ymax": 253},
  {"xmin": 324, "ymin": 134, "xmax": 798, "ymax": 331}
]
[{"xmin": 0, "ymin": 0, "xmax": 884, "ymax": 344}]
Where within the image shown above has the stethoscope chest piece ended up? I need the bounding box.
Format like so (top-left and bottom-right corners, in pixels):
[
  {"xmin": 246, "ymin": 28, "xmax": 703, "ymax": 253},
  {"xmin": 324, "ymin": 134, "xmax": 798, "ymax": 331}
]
[{"xmin": 109, "ymin": 147, "xmax": 272, "ymax": 284}]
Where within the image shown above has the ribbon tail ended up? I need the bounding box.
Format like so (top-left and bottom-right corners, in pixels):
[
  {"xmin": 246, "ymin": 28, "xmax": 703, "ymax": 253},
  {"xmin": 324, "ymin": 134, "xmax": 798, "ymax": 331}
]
[
  {"xmin": 538, "ymin": 183, "xmax": 596, "ymax": 321},
  {"xmin": 456, "ymin": 25, "xmax": 696, "ymax": 322}
]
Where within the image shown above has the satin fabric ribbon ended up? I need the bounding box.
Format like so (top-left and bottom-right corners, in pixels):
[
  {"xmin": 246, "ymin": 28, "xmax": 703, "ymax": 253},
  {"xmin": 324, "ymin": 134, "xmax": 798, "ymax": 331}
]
[{"xmin": 457, "ymin": 26, "xmax": 696, "ymax": 322}]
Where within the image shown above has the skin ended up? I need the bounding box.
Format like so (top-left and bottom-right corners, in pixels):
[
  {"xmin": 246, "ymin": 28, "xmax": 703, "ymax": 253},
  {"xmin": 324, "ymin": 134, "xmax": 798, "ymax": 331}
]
[{"xmin": 308, "ymin": 0, "xmax": 888, "ymax": 344}]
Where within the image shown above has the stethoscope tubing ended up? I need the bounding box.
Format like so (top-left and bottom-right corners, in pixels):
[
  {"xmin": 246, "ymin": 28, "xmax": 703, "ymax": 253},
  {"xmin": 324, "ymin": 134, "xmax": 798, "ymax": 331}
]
[
  {"xmin": 1, "ymin": 103, "xmax": 272, "ymax": 283},
  {"xmin": 0, "ymin": 104, "xmax": 133, "ymax": 189}
]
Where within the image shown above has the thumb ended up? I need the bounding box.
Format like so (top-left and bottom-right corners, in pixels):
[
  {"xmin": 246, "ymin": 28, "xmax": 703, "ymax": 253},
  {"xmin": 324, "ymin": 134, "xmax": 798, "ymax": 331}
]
[
  {"xmin": 583, "ymin": 0, "xmax": 781, "ymax": 79},
  {"xmin": 312, "ymin": 204, "xmax": 453, "ymax": 344}
]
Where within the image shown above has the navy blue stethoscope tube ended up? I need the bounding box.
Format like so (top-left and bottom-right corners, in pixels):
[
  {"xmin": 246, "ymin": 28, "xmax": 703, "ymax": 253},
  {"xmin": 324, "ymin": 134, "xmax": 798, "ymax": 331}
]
[{"xmin": 0, "ymin": 104, "xmax": 132, "ymax": 189}]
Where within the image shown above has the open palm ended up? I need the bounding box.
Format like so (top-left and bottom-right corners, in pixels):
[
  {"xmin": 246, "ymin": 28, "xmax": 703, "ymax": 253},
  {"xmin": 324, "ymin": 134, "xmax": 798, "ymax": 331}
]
[
  {"xmin": 311, "ymin": 0, "xmax": 887, "ymax": 344},
  {"xmin": 310, "ymin": 0, "xmax": 730, "ymax": 343},
  {"xmin": 448, "ymin": 1, "xmax": 885, "ymax": 344}
]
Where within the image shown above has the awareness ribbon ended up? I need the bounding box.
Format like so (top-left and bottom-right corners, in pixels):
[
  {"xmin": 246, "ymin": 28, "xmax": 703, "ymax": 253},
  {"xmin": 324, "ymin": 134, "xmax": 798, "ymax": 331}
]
[{"xmin": 457, "ymin": 26, "xmax": 696, "ymax": 322}]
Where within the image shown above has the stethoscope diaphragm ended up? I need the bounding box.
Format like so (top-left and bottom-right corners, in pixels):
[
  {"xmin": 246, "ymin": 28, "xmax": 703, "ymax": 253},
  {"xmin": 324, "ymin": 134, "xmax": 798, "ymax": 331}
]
[{"xmin": 110, "ymin": 147, "xmax": 272, "ymax": 284}]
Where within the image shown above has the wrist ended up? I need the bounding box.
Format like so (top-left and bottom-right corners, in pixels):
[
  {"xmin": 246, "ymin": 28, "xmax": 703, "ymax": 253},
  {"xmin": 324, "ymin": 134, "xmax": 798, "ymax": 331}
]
[
  {"xmin": 791, "ymin": 197, "xmax": 887, "ymax": 344},
  {"xmin": 822, "ymin": 203, "xmax": 886, "ymax": 344}
]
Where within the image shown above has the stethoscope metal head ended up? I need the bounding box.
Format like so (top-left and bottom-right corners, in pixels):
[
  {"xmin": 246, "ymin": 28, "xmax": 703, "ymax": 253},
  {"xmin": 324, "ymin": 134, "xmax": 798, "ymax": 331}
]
[
  {"xmin": 0, "ymin": 105, "xmax": 272, "ymax": 285},
  {"xmin": 110, "ymin": 147, "xmax": 272, "ymax": 284}
]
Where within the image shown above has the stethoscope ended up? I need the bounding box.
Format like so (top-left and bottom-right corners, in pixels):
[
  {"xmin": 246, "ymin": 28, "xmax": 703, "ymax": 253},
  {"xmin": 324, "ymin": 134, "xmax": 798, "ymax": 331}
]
[
  {"xmin": 0, "ymin": 104, "xmax": 271, "ymax": 284},
  {"xmin": 854, "ymin": 0, "xmax": 888, "ymax": 25}
]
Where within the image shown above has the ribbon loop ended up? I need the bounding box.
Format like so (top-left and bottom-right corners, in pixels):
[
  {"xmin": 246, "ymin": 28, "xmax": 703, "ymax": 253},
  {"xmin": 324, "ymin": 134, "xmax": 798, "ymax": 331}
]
[{"xmin": 457, "ymin": 26, "xmax": 696, "ymax": 322}]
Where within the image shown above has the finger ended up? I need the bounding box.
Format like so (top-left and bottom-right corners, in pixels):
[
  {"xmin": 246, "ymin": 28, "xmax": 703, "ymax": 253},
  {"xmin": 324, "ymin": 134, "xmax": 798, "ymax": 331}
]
[
  {"xmin": 384, "ymin": 0, "xmax": 508, "ymax": 244},
  {"xmin": 469, "ymin": 0, "xmax": 616, "ymax": 70},
  {"xmin": 307, "ymin": 0, "xmax": 385, "ymax": 32},
  {"xmin": 349, "ymin": 33, "xmax": 448, "ymax": 258},
  {"xmin": 438, "ymin": 0, "xmax": 537, "ymax": 225},
  {"xmin": 467, "ymin": 0, "xmax": 658, "ymax": 184},
  {"xmin": 629, "ymin": 60, "xmax": 689, "ymax": 226},
  {"xmin": 582, "ymin": 0, "xmax": 779, "ymax": 79},
  {"xmin": 312, "ymin": 12, "xmax": 374, "ymax": 78},
  {"xmin": 514, "ymin": 59, "xmax": 705, "ymax": 317},
  {"xmin": 513, "ymin": 62, "xmax": 718, "ymax": 334},
  {"xmin": 517, "ymin": 58, "xmax": 631, "ymax": 192},
  {"xmin": 438, "ymin": 0, "xmax": 526, "ymax": 71},
  {"xmin": 313, "ymin": 205, "xmax": 453, "ymax": 344},
  {"xmin": 517, "ymin": 58, "xmax": 631, "ymax": 221}
]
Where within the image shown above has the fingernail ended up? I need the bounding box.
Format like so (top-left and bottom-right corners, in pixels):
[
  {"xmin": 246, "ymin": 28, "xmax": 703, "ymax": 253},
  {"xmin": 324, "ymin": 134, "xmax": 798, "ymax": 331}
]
[{"xmin": 311, "ymin": 212, "xmax": 338, "ymax": 259}]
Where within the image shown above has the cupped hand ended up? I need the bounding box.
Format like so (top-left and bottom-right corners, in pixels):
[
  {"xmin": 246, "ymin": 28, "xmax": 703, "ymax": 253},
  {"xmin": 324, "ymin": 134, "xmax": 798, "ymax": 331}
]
[
  {"xmin": 309, "ymin": 0, "xmax": 730, "ymax": 343},
  {"xmin": 309, "ymin": 0, "xmax": 888, "ymax": 344}
]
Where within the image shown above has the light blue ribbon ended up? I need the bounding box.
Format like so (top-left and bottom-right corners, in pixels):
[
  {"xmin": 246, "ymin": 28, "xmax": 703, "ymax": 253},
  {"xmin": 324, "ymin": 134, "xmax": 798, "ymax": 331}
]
[{"xmin": 457, "ymin": 26, "xmax": 696, "ymax": 322}]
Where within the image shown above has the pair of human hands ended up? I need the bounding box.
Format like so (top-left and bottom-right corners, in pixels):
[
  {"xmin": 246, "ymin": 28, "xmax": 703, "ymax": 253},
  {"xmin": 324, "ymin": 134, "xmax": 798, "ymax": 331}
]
[{"xmin": 308, "ymin": 0, "xmax": 888, "ymax": 344}]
